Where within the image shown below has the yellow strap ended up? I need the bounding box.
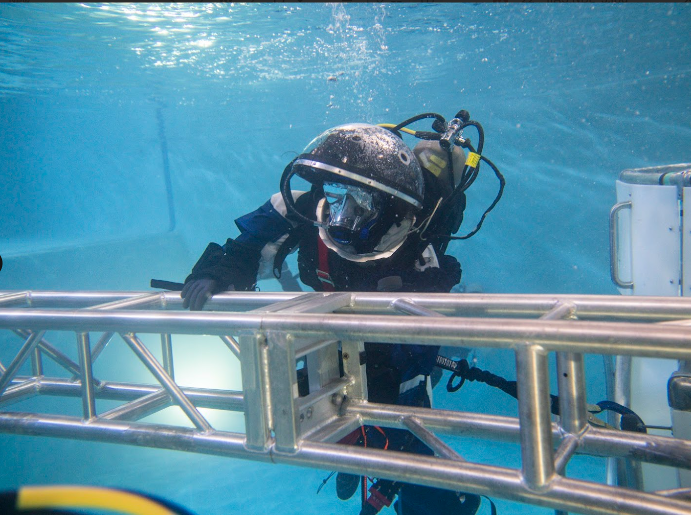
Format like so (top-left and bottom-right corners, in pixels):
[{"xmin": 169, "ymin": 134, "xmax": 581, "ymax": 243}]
[
  {"xmin": 465, "ymin": 152, "xmax": 481, "ymax": 168},
  {"xmin": 17, "ymin": 486, "xmax": 176, "ymax": 515},
  {"xmin": 376, "ymin": 123, "xmax": 416, "ymax": 136}
]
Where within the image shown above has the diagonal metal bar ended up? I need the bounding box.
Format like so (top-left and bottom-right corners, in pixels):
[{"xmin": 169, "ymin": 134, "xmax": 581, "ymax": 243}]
[
  {"xmin": 219, "ymin": 335, "xmax": 241, "ymax": 358},
  {"xmin": 391, "ymin": 298, "xmax": 444, "ymax": 317},
  {"xmin": 402, "ymin": 416, "xmax": 465, "ymax": 461},
  {"xmin": 120, "ymin": 332, "xmax": 212, "ymax": 432},
  {"xmin": 14, "ymin": 330, "xmax": 81, "ymax": 377},
  {"xmin": 0, "ymin": 379, "xmax": 39, "ymax": 407},
  {"xmin": 252, "ymin": 292, "xmax": 352, "ymax": 314},
  {"xmin": 0, "ymin": 292, "xmax": 29, "ymax": 307},
  {"xmin": 0, "ymin": 331, "xmax": 46, "ymax": 396},
  {"xmin": 87, "ymin": 293, "xmax": 163, "ymax": 311},
  {"xmin": 91, "ymin": 332, "xmax": 115, "ymax": 363},
  {"xmin": 99, "ymin": 389, "xmax": 170, "ymax": 421}
]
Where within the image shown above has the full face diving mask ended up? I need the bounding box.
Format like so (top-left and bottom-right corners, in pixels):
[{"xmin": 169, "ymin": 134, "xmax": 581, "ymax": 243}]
[{"xmin": 323, "ymin": 182, "xmax": 384, "ymax": 245}]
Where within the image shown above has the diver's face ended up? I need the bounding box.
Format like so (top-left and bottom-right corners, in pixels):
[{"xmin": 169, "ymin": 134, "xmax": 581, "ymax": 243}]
[{"xmin": 323, "ymin": 182, "xmax": 382, "ymax": 244}]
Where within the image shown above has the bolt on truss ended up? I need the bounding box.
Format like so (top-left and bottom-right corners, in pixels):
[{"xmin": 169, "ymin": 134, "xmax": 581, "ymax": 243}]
[{"xmin": 0, "ymin": 290, "xmax": 689, "ymax": 514}]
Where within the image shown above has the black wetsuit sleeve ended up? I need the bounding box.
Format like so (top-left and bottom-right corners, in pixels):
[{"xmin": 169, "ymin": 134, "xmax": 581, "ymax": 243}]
[
  {"xmin": 184, "ymin": 193, "xmax": 302, "ymax": 291},
  {"xmin": 184, "ymin": 239, "xmax": 262, "ymax": 292}
]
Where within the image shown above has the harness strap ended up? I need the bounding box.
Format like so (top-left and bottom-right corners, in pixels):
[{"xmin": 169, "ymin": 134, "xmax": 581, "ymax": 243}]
[
  {"xmin": 272, "ymin": 228, "xmax": 302, "ymax": 279},
  {"xmin": 316, "ymin": 236, "xmax": 335, "ymax": 291}
]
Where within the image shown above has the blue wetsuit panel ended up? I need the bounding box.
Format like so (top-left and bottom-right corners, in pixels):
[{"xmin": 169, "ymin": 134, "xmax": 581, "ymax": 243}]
[
  {"xmin": 234, "ymin": 200, "xmax": 293, "ymax": 249},
  {"xmin": 391, "ymin": 344, "xmax": 440, "ymax": 383}
]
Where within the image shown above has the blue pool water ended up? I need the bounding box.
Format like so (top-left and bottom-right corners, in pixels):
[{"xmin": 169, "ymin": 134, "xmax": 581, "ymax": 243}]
[{"xmin": 0, "ymin": 3, "xmax": 690, "ymax": 514}]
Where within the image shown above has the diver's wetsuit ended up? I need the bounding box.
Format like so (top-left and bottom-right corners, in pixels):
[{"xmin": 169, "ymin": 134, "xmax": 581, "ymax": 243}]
[{"xmin": 184, "ymin": 189, "xmax": 479, "ymax": 515}]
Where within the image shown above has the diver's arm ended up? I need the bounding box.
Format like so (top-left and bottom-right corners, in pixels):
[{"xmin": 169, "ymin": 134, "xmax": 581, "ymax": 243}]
[{"xmin": 182, "ymin": 191, "xmax": 307, "ymax": 310}]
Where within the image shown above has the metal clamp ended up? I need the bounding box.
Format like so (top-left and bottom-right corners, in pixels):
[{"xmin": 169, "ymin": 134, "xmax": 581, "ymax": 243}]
[{"xmin": 609, "ymin": 201, "xmax": 633, "ymax": 289}]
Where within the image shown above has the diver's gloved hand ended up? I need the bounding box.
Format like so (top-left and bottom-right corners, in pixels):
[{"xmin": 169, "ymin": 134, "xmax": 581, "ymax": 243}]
[
  {"xmin": 438, "ymin": 254, "xmax": 462, "ymax": 290},
  {"xmin": 181, "ymin": 278, "xmax": 219, "ymax": 311}
]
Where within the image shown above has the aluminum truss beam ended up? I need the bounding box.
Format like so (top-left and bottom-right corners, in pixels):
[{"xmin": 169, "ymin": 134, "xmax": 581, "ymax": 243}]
[{"xmin": 0, "ymin": 290, "xmax": 689, "ymax": 515}]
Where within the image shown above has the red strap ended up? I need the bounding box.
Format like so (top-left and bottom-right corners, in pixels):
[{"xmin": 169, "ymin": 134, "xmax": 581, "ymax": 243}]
[
  {"xmin": 367, "ymin": 484, "xmax": 394, "ymax": 511},
  {"xmin": 337, "ymin": 427, "xmax": 363, "ymax": 446},
  {"xmin": 316, "ymin": 236, "xmax": 335, "ymax": 291}
]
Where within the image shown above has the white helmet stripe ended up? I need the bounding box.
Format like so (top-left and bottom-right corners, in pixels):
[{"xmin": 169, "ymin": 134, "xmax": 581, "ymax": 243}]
[{"xmin": 294, "ymin": 158, "xmax": 423, "ymax": 210}]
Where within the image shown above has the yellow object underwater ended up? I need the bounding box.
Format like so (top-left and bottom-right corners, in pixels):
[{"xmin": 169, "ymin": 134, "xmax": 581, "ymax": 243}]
[{"xmin": 14, "ymin": 485, "xmax": 181, "ymax": 515}]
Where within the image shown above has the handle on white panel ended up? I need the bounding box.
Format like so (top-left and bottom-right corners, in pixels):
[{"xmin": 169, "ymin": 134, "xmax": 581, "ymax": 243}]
[{"xmin": 609, "ymin": 201, "xmax": 633, "ymax": 289}]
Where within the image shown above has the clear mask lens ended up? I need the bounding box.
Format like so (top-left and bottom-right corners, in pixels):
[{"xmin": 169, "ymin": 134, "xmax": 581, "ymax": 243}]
[{"xmin": 323, "ymin": 183, "xmax": 382, "ymax": 242}]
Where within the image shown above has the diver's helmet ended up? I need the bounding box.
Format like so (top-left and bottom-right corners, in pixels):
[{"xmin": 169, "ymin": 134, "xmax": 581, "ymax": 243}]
[{"xmin": 290, "ymin": 123, "xmax": 425, "ymax": 256}]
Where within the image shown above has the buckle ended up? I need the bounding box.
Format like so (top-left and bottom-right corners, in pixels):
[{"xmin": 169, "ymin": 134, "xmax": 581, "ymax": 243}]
[{"xmin": 316, "ymin": 269, "xmax": 334, "ymax": 286}]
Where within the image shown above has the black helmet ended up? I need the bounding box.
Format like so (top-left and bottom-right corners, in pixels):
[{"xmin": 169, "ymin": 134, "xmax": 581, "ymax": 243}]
[
  {"xmin": 292, "ymin": 123, "xmax": 424, "ymax": 211},
  {"xmin": 286, "ymin": 124, "xmax": 424, "ymax": 255}
]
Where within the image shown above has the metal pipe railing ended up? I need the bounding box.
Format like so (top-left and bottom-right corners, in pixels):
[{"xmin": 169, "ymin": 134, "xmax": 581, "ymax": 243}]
[
  {"xmin": 1, "ymin": 290, "xmax": 688, "ymax": 321},
  {"xmin": 0, "ymin": 290, "xmax": 688, "ymax": 515},
  {"xmin": 0, "ymin": 310, "xmax": 687, "ymax": 358},
  {"xmin": 0, "ymin": 411, "xmax": 686, "ymax": 515}
]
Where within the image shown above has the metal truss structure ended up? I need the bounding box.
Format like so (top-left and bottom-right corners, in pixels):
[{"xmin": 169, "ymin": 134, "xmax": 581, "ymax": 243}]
[{"xmin": 0, "ymin": 290, "xmax": 689, "ymax": 514}]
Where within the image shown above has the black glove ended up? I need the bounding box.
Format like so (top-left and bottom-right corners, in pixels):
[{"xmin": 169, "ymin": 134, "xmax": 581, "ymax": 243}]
[
  {"xmin": 437, "ymin": 254, "xmax": 462, "ymax": 291},
  {"xmin": 181, "ymin": 278, "xmax": 219, "ymax": 311}
]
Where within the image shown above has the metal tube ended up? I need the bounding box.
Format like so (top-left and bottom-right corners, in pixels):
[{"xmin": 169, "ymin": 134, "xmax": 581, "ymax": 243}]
[
  {"xmin": 347, "ymin": 292, "xmax": 690, "ymax": 321},
  {"xmin": 554, "ymin": 435, "xmax": 579, "ymax": 474},
  {"xmin": 303, "ymin": 414, "xmax": 362, "ymax": 444},
  {"xmin": 31, "ymin": 347, "xmax": 43, "ymax": 377},
  {"xmin": 0, "ymin": 379, "xmax": 39, "ymax": 407},
  {"xmin": 34, "ymin": 378, "xmax": 245, "ymax": 411},
  {"xmin": 90, "ymin": 332, "xmax": 115, "ymax": 363},
  {"xmin": 239, "ymin": 334, "xmax": 271, "ymax": 451},
  {"xmin": 294, "ymin": 338, "xmax": 340, "ymax": 359},
  {"xmin": 253, "ymin": 292, "xmax": 352, "ymax": 314},
  {"xmin": 348, "ymin": 401, "xmax": 690, "ymax": 470},
  {"xmin": 161, "ymin": 334, "xmax": 174, "ymax": 379},
  {"xmin": 297, "ymin": 377, "xmax": 351, "ymax": 415},
  {"xmin": 267, "ymin": 332, "xmax": 299, "ymax": 454},
  {"xmin": 219, "ymin": 335, "xmax": 240, "ymax": 358},
  {"xmin": 516, "ymin": 343, "xmax": 555, "ymax": 491},
  {"xmin": 295, "ymin": 441, "xmax": 689, "ymax": 515},
  {"xmin": 0, "ymin": 310, "xmax": 687, "ymax": 359},
  {"xmin": 0, "ymin": 291, "xmax": 29, "ymax": 307},
  {"xmin": 76, "ymin": 333, "xmax": 96, "ymax": 420},
  {"xmin": 0, "ymin": 331, "xmax": 45, "ymax": 396},
  {"xmin": 120, "ymin": 333, "xmax": 212, "ymax": 433},
  {"xmin": 557, "ymin": 352, "xmax": 588, "ymax": 435},
  {"xmin": 402, "ymin": 416, "xmax": 465, "ymax": 461},
  {"xmin": 0, "ymin": 412, "xmax": 687, "ymax": 515},
  {"xmin": 14, "ymin": 330, "xmax": 81, "ymax": 377},
  {"xmin": 88, "ymin": 293, "xmax": 163, "ymax": 310},
  {"xmin": 2, "ymin": 290, "xmax": 689, "ymax": 321},
  {"xmin": 391, "ymin": 298, "xmax": 444, "ymax": 317},
  {"xmin": 654, "ymin": 487, "xmax": 692, "ymax": 500},
  {"xmin": 99, "ymin": 390, "xmax": 170, "ymax": 421}
]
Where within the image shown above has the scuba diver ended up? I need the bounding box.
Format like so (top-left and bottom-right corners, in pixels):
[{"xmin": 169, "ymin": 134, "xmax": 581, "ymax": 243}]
[{"xmin": 179, "ymin": 111, "xmax": 505, "ymax": 515}]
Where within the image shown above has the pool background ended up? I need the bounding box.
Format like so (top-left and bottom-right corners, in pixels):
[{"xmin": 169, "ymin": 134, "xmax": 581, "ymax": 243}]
[{"xmin": 0, "ymin": 3, "xmax": 689, "ymax": 514}]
